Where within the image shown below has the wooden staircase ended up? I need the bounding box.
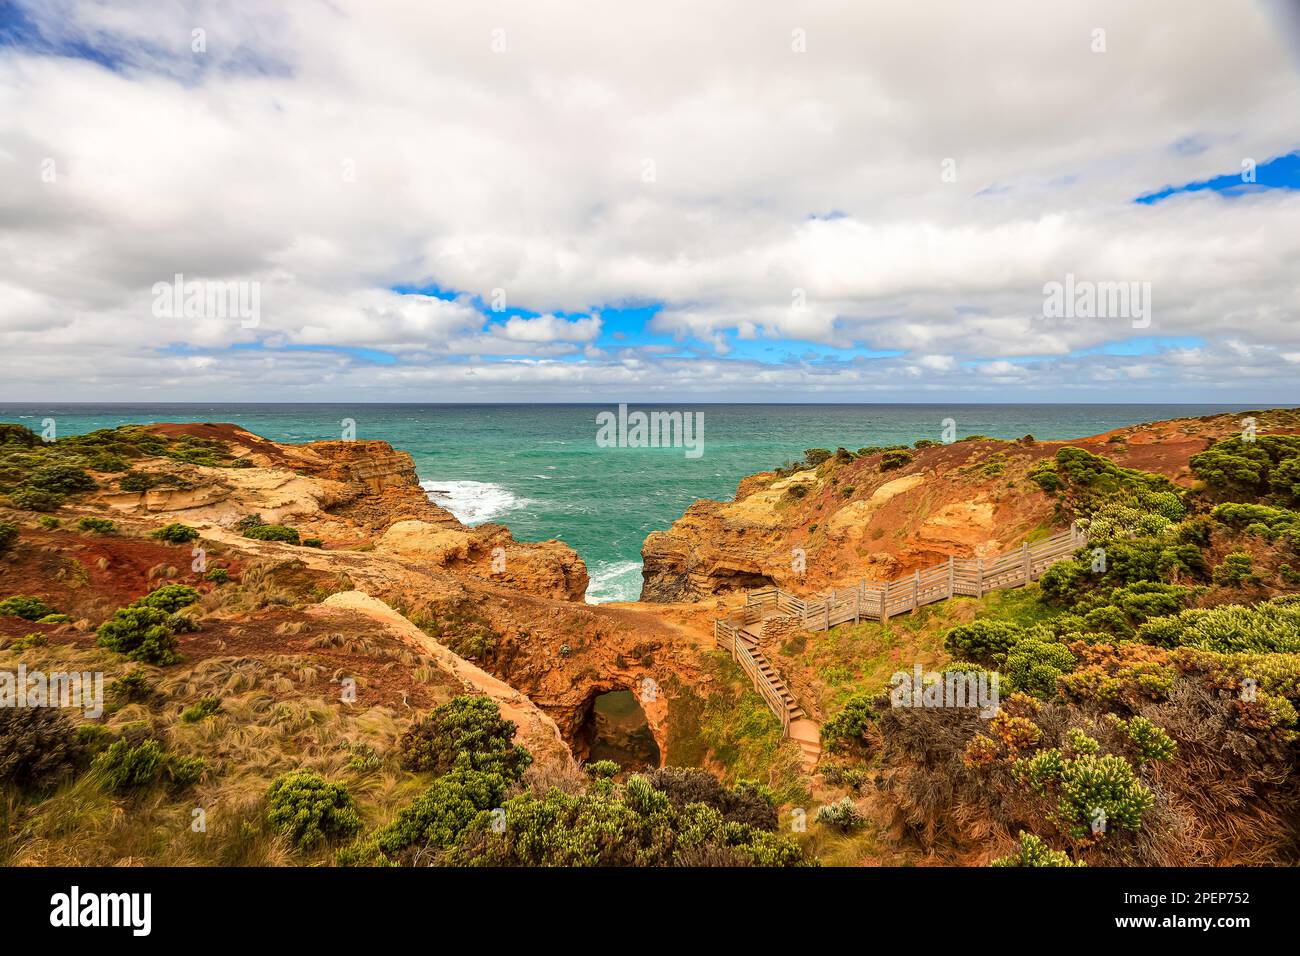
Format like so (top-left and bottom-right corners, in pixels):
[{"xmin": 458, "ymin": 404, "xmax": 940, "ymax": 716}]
[
  {"xmin": 714, "ymin": 611, "xmax": 822, "ymax": 770},
  {"xmin": 712, "ymin": 523, "xmax": 1090, "ymax": 774},
  {"xmin": 737, "ymin": 622, "xmax": 804, "ymax": 723}
]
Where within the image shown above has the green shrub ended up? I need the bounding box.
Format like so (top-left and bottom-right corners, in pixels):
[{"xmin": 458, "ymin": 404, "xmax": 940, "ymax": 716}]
[
  {"xmin": 1137, "ymin": 597, "xmax": 1300, "ymax": 654},
  {"xmin": 96, "ymin": 605, "xmax": 180, "ymax": 665},
  {"xmin": 428, "ymin": 773, "xmax": 803, "ymax": 868},
  {"xmin": 1212, "ymin": 502, "xmax": 1300, "ymax": 550},
  {"xmin": 644, "ymin": 767, "xmax": 778, "ymax": 830},
  {"xmin": 1272, "ymin": 455, "xmax": 1300, "ymax": 506},
  {"xmin": 24, "ymin": 463, "xmax": 96, "ymax": 495},
  {"xmin": 234, "ymin": 514, "xmax": 264, "ymax": 532},
  {"xmin": 990, "ymin": 831, "xmax": 1083, "ymax": 867},
  {"xmin": 9, "ymin": 487, "xmax": 63, "ymax": 511},
  {"xmin": 0, "ymin": 595, "xmax": 58, "ymax": 621},
  {"xmin": 0, "ymin": 521, "xmax": 17, "ymax": 553},
  {"xmin": 118, "ymin": 472, "xmax": 160, "ymax": 493},
  {"xmin": 133, "ymin": 584, "xmax": 200, "ymax": 613},
  {"xmin": 880, "ymin": 450, "xmax": 913, "ymax": 471},
  {"xmin": 1213, "ymin": 552, "xmax": 1259, "ymax": 587},
  {"xmin": 266, "ymin": 770, "xmax": 362, "ymax": 850},
  {"xmin": 85, "ymin": 451, "xmax": 128, "ymax": 472},
  {"xmin": 37, "ymin": 516, "xmax": 59, "ymax": 529},
  {"xmin": 302, "ymin": 538, "xmax": 323, "ymax": 548},
  {"xmin": 204, "ymin": 567, "xmax": 230, "ymax": 584},
  {"xmin": 1016, "ymin": 749, "xmax": 1154, "ymax": 839},
  {"xmin": 7, "ymin": 632, "xmax": 48, "ymax": 651},
  {"xmin": 585, "ymin": 760, "xmax": 620, "ymax": 779},
  {"xmin": 92, "ymin": 738, "xmax": 204, "ymax": 792},
  {"xmin": 180, "ymin": 697, "xmax": 222, "ymax": 722},
  {"xmin": 152, "ymin": 523, "xmax": 199, "ymax": 544},
  {"xmin": 108, "ymin": 670, "xmax": 157, "ymax": 705},
  {"xmin": 1190, "ymin": 434, "xmax": 1300, "ymax": 501},
  {"xmin": 0, "ymin": 707, "xmax": 82, "ymax": 789},
  {"xmin": 77, "ymin": 517, "xmax": 116, "ymax": 534},
  {"xmin": 1112, "ymin": 715, "xmax": 1177, "ymax": 763},
  {"xmin": 397, "ymin": 695, "xmax": 531, "ymax": 780},
  {"xmin": 820, "ymin": 693, "xmax": 877, "ymax": 751},
  {"xmin": 0, "ymin": 423, "xmax": 39, "ymax": 447},
  {"xmin": 243, "ymin": 524, "xmax": 300, "ymax": 545},
  {"xmin": 943, "ymin": 619, "xmax": 1026, "ymax": 664},
  {"xmin": 1003, "ymin": 636, "xmax": 1076, "ymax": 698},
  {"xmin": 1032, "ymin": 447, "xmax": 1177, "ymax": 516},
  {"xmin": 803, "ymin": 449, "xmax": 833, "ymax": 467},
  {"xmin": 815, "ymin": 797, "xmax": 864, "ymax": 832}
]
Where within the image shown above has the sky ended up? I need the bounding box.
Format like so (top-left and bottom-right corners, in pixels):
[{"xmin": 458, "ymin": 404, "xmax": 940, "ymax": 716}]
[{"xmin": 1, "ymin": 0, "xmax": 1300, "ymax": 403}]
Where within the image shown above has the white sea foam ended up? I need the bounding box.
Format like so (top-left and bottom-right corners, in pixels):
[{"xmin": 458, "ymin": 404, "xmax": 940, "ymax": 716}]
[
  {"xmin": 420, "ymin": 479, "xmax": 530, "ymax": 525},
  {"xmin": 585, "ymin": 560, "xmax": 643, "ymax": 604}
]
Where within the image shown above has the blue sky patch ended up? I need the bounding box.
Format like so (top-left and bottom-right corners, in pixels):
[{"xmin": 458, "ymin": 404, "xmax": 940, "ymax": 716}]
[{"xmin": 1136, "ymin": 150, "xmax": 1300, "ymax": 203}]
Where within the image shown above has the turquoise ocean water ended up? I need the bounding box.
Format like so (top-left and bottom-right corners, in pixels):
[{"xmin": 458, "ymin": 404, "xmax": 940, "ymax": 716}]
[{"xmin": 0, "ymin": 404, "xmax": 1256, "ymax": 602}]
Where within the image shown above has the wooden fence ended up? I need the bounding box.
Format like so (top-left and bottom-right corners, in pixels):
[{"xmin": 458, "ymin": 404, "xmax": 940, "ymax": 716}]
[
  {"xmin": 713, "ymin": 618, "xmax": 791, "ymax": 734},
  {"xmin": 744, "ymin": 523, "xmax": 1087, "ymax": 632}
]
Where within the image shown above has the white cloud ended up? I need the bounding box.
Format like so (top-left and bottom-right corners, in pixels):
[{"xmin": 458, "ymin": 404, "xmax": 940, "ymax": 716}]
[{"xmin": 0, "ymin": 0, "xmax": 1298, "ymax": 400}]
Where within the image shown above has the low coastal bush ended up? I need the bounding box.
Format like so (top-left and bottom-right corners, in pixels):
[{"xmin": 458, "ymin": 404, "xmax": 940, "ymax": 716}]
[
  {"xmin": 77, "ymin": 517, "xmax": 116, "ymax": 534},
  {"xmin": 1213, "ymin": 552, "xmax": 1259, "ymax": 587},
  {"xmin": 1137, "ymin": 597, "xmax": 1300, "ymax": 654},
  {"xmin": 24, "ymin": 463, "xmax": 97, "ymax": 496},
  {"xmin": 266, "ymin": 770, "xmax": 362, "ymax": 850},
  {"xmin": 1003, "ymin": 636, "xmax": 1075, "ymax": 698},
  {"xmin": 815, "ymin": 797, "xmax": 865, "ymax": 832},
  {"xmin": 991, "ymin": 832, "xmax": 1083, "ymax": 867},
  {"xmin": 0, "ymin": 595, "xmax": 59, "ymax": 621},
  {"xmin": 943, "ymin": 619, "xmax": 1025, "ymax": 664},
  {"xmin": 820, "ymin": 692, "xmax": 877, "ymax": 752},
  {"xmin": 0, "ymin": 521, "xmax": 17, "ymax": 553},
  {"xmin": 644, "ymin": 767, "xmax": 778, "ymax": 830},
  {"xmin": 397, "ymin": 694, "xmax": 531, "ymax": 779},
  {"xmin": 9, "ymin": 487, "xmax": 63, "ymax": 511},
  {"xmin": 180, "ymin": 697, "xmax": 222, "ymax": 722},
  {"xmin": 133, "ymin": 584, "xmax": 200, "ymax": 613},
  {"xmin": 91, "ymin": 738, "xmax": 205, "ymax": 793},
  {"xmin": 152, "ymin": 522, "xmax": 199, "ymax": 544},
  {"xmin": 97, "ymin": 606, "xmax": 180, "ymax": 665},
  {"xmin": 1190, "ymin": 434, "xmax": 1300, "ymax": 503},
  {"xmin": 1014, "ymin": 749, "xmax": 1154, "ymax": 840},
  {"xmin": 880, "ymin": 450, "xmax": 912, "ymax": 471},
  {"xmin": 243, "ymin": 524, "xmax": 300, "ymax": 545},
  {"xmin": 96, "ymin": 584, "xmax": 201, "ymax": 665}
]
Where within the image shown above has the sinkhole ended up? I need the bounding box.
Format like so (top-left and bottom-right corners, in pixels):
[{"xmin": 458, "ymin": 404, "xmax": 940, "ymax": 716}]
[{"xmin": 583, "ymin": 689, "xmax": 661, "ymax": 771}]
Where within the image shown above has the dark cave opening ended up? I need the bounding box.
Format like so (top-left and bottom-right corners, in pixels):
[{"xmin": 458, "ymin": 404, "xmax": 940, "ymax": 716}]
[{"xmin": 583, "ymin": 689, "xmax": 662, "ymax": 771}]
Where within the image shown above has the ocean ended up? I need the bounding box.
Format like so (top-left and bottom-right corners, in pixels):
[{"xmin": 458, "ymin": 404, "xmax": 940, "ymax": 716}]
[{"xmin": 0, "ymin": 403, "xmax": 1259, "ymax": 602}]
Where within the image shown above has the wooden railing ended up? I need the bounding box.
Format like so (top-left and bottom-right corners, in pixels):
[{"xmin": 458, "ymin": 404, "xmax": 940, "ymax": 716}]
[
  {"xmin": 713, "ymin": 618, "xmax": 792, "ymax": 734},
  {"xmin": 753, "ymin": 523, "xmax": 1086, "ymax": 632},
  {"xmin": 714, "ymin": 523, "xmax": 1087, "ymax": 736}
]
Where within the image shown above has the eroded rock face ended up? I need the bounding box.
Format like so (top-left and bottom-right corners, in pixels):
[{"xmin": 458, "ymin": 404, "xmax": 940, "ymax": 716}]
[
  {"xmin": 377, "ymin": 520, "xmax": 589, "ymax": 602},
  {"xmin": 639, "ymin": 410, "xmax": 1281, "ymax": 602},
  {"xmin": 87, "ymin": 423, "xmax": 589, "ymax": 602}
]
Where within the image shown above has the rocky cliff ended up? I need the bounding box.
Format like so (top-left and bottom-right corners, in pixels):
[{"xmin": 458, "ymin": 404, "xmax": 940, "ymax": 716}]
[{"xmin": 640, "ymin": 408, "xmax": 1300, "ymax": 601}]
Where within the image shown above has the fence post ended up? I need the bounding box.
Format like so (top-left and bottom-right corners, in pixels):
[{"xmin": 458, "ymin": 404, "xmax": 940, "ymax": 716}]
[
  {"xmin": 947, "ymin": 555, "xmax": 955, "ymax": 598},
  {"xmin": 976, "ymin": 558, "xmax": 983, "ymax": 597},
  {"xmin": 825, "ymin": 592, "xmax": 831, "ymax": 631},
  {"xmin": 1022, "ymin": 542, "xmax": 1031, "ymax": 583},
  {"xmin": 912, "ymin": 570, "xmax": 919, "ymax": 610},
  {"xmin": 854, "ymin": 588, "xmax": 861, "ymax": 624},
  {"xmin": 881, "ymin": 580, "xmax": 890, "ymax": 622}
]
